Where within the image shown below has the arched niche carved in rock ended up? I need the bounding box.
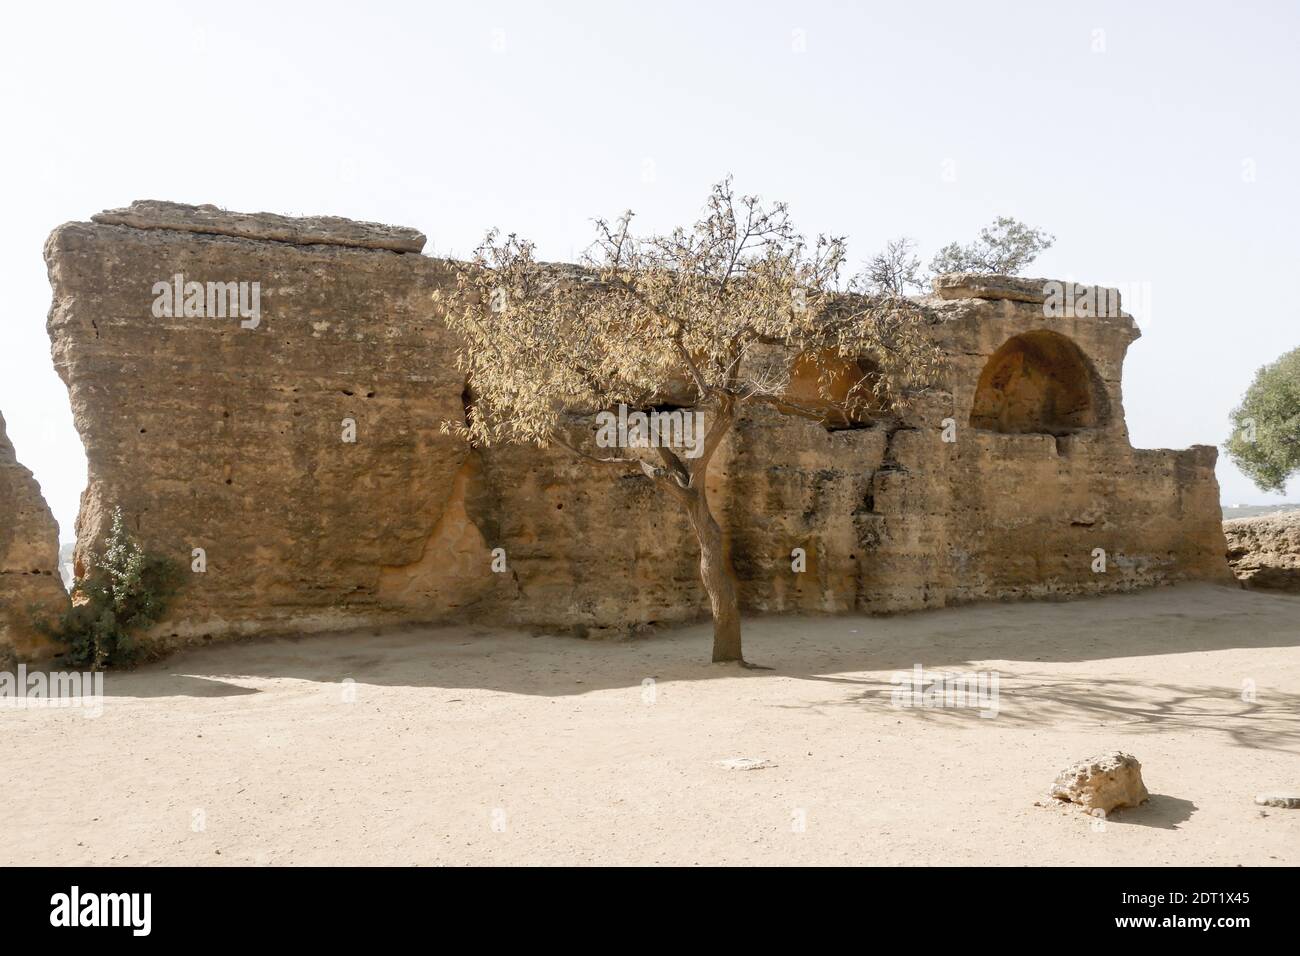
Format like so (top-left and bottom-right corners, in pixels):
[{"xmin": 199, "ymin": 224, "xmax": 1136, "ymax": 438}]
[
  {"xmin": 779, "ymin": 350, "xmax": 884, "ymax": 430},
  {"xmin": 970, "ymin": 330, "xmax": 1106, "ymax": 436}
]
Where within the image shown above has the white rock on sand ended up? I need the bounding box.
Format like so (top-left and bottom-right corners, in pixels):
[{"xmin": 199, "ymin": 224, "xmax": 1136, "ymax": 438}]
[
  {"xmin": 1254, "ymin": 793, "xmax": 1300, "ymax": 809},
  {"xmin": 716, "ymin": 757, "xmax": 775, "ymax": 771}
]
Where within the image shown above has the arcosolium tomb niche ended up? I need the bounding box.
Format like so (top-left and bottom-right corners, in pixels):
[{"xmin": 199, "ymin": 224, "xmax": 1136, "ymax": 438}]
[{"xmin": 970, "ymin": 330, "xmax": 1104, "ymax": 436}]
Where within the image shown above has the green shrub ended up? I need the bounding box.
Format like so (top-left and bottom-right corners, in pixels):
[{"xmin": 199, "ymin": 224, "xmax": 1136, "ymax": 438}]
[{"xmin": 36, "ymin": 507, "xmax": 178, "ymax": 669}]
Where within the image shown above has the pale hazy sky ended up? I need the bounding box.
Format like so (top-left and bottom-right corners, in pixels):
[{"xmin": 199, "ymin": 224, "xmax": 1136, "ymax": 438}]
[{"xmin": 2, "ymin": 0, "xmax": 1298, "ymax": 540}]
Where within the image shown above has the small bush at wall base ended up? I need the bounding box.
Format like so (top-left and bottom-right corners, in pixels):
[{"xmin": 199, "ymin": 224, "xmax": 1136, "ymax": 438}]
[{"xmin": 34, "ymin": 507, "xmax": 179, "ymax": 670}]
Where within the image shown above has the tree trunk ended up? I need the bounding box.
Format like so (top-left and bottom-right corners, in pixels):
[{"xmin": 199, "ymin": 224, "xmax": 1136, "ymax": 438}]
[{"xmin": 684, "ymin": 485, "xmax": 743, "ymax": 663}]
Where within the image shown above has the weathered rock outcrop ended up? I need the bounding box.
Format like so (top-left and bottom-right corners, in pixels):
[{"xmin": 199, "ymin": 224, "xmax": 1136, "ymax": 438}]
[
  {"xmin": 42, "ymin": 202, "xmax": 1234, "ymax": 646},
  {"xmin": 1224, "ymin": 511, "xmax": 1300, "ymax": 591},
  {"xmin": 1050, "ymin": 751, "xmax": 1150, "ymax": 814},
  {"xmin": 0, "ymin": 412, "xmax": 67, "ymax": 659}
]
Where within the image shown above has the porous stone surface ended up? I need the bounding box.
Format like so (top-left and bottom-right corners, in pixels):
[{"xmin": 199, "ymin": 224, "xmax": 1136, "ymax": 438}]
[
  {"xmin": 93, "ymin": 200, "xmax": 427, "ymax": 253},
  {"xmin": 0, "ymin": 412, "xmax": 67, "ymax": 659},
  {"xmin": 1223, "ymin": 511, "xmax": 1300, "ymax": 592},
  {"xmin": 42, "ymin": 202, "xmax": 1234, "ymax": 645},
  {"xmin": 1050, "ymin": 751, "xmax": 1150, "ymax": 814},
  {"xmin": 46, "ymin": 216, "xmax": 486, "ymax": 639}
]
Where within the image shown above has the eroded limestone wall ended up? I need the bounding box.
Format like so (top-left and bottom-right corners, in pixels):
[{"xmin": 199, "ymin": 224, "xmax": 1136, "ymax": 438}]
[
  {"xmin": 0, "ymin": 412, "xmax": 67, "ymax": 659},
  {"xmin": 42, "ymin": 202, "xmax": 1233, "ymax": 646},
  {"xmin": 46, "ymin": 213, "xmax": 484, "ymax": 638},
  {"xmin": 1224, "ymin": 512, "xmax": 1300, "ymax": 591}
]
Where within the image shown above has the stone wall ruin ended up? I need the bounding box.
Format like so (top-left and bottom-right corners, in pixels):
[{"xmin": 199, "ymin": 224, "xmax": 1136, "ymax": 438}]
[{"xmin": 5, "ymin": 201, "xmax": 1236, "ymax": 657}]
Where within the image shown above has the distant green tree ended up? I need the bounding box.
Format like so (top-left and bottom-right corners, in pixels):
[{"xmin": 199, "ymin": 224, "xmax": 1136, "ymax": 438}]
[
  {"xmin": 35, "ymin": 507, "xmax": 178, "ymax": 669},
  {"xmin": 1226, "ymin": 347, "xmax": 1300, "ymax": 493},
  {"xmin": 929, "ymin": 216, "xmax": 1055, "ymax": 276}
]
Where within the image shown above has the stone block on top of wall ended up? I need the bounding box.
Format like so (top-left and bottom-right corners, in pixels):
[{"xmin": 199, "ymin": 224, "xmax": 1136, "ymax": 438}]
[
  {"xmin": 933, "ymin": 273, "xmax": 1122, "ymax": 318},
  {"xmin": 93, "ymin": 200, "xmax": 428, "ymax": 254}
]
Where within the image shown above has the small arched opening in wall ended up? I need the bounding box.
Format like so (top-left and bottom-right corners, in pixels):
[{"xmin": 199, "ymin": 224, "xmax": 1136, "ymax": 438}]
[
  {"xmin": 969, "ymin": 330, "xmax": 1107, "ymax": 436},
  {"xmin": 779, "ymin": 350, "xmax": 885, "ymax": 430}
]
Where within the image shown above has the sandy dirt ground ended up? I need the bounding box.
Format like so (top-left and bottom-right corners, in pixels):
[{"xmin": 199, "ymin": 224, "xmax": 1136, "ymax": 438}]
[{"xmin": 3, "ymin": 583, "xmax": 1298, "ymax": 866}]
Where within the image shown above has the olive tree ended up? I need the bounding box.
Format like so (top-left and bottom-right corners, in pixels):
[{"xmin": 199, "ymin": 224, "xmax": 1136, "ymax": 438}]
[
  {"xmin": 1226, "ymin": 346, "xmax": 1300, "ymax": 493},
  {"xmin": 439, "ymin": 179, "xmax": 939, "ymax": 664}
]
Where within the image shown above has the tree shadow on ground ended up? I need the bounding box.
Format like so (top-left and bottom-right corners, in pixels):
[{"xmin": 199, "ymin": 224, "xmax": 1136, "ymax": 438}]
[
  {"xmin": 796, "ymin": 671, "xmax": 1300, "ymax": 753},
  {"xmin": 77, "ymin": 584, "xmax": 1300, "ymax": 730}
]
